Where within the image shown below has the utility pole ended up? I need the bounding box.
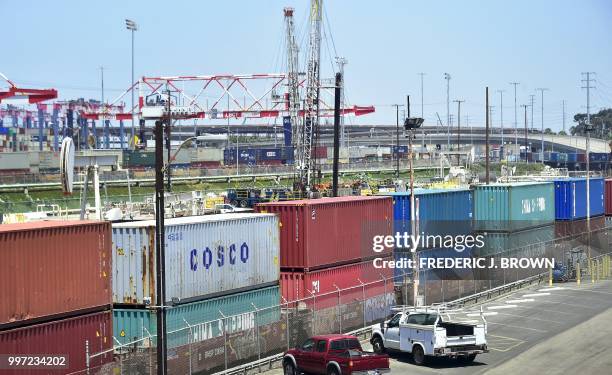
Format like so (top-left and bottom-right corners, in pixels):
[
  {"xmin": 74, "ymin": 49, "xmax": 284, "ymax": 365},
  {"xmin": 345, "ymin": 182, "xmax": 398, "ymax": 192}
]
[
  {"xmin": 444, "ymin": 73, "xmax": 451, "ymax": 151},
  {"xmin": 154, "ymin": 118, "xmax": 168, "ymax": 375},
  {"xmin": 582, "ymin": 72, "xmax": 596, "ymax": 219},
  {"xmin": 521, "ymin": 104, "xmax": 528, "ymax": 163},
  {"xmin": 466, "ymin": 115, "xmax": 472, "ymax": 147},
  {"xmin": 562, "ymin": 100, "xmax": 566, "ymax": 134},
  {"xmin": 454, "ymin": 99, "xmax": 464, "ymax": 165},
  {"xmin": 536, "ymin": 88, "xmax": 548, "ymax": 161},
  {"xmin": 529, "ymin": 94, "xmax": 535, "ymax": 132},
  {"xmin": 332, "ymin": 73, "xmax": 342, "ymax": 197},
  {"xmin": 497, "ymin": 90, "xmax": 505, "ymax": 160},
  {"xmin": 419, "ymin": 72, "xmax": 426, "ymax": 150},
  {"xmin": 510, "ymin": 82, "xmax": 520, "ymax": 163},
  {"xmin": 485, "ymin": 87, "xmax": 490, "ymax": 184},
  {"xmin": 392, "ymin": 104, "xmax": 403, "ymax": 178},
  {"xmin": 336, "ymin": 57, "xmax": 348, "ymax": 146}
]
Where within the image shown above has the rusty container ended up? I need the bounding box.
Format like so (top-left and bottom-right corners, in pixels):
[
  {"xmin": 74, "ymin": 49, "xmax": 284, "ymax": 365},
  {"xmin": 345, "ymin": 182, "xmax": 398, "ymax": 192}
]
[{"xmin": 0, "ymin": 221, "xmax": 112, "ymax": 328}]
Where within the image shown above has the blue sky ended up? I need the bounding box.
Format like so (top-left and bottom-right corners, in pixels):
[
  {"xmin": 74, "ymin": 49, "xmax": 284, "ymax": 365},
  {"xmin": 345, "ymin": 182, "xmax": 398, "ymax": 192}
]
[{"xmin": 2, "ymin": 0, "xmax": 611, "ymax": 130}]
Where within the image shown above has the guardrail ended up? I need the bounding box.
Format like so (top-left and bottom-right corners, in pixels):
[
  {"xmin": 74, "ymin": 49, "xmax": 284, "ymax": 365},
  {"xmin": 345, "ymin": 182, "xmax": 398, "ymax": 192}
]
[{"xmin": 212, "ymin": 273, "xmax": 548, "ymax": 375}]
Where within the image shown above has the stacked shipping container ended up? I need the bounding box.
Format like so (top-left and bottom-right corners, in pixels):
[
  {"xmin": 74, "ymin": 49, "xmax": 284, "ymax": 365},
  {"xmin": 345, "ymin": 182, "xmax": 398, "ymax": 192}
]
[
  {"xmin": 553, "ymin": 177, "xmax": 605, "ymax": 220},
  {"xmin": 606, "ymin": 179, "xmax": 612, "ymax": 216},
  {"xmin": 0, "ymin": 220, "xmax": 113, "ymax": 374},
  {"xmin": 473, "ymin": 182, "xmax": 556, "ymax": 232},
  {"xmin": 256, "ymin": 196, "xmax": 395, "ymax": 315},
  {"xmin": 110, "ymin": 213, "xmax": 283, "ymax": 348}
]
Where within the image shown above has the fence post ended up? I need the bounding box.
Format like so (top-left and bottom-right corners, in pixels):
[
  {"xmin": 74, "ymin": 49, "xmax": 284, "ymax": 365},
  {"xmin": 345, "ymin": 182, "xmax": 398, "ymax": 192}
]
[
  {"xmin": 358, "ymin": 278, "xmax": 366, "ymax": 328},
  {"xmin": 218, "ymin": 311, "xmax": 228, "ymax": 371},
  {"xmin": 306, "ymin": 290, "xmax": 316, "ymax": 335},
  {"xmin": 379, "ymin": 273, "xmax": 387, "ymax": 318},
  {"xmin": 251, "ymin": 303, "xmax": 261, "ymax": 364},
  {"xmin": 333, "ymin": 284, "xmax": 342, "ymax": 333},
  {"xmin": 282, "ymin": 297, "xmax": 290, "ymax": 350},
  {"xmin": 182, "ymin": 318, "xmax": 193, "ymax": 375},
  {"xmin": 85, "ymin": 340, "xmax": 90, "ymax": 375}
]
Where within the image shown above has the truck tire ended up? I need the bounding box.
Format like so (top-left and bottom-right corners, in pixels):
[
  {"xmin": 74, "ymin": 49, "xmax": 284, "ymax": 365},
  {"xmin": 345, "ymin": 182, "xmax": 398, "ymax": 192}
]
[
  {"xmin": 458, "ymin": 353, "xmax": 477, "ymax": 364},
  {"xmin": 239, "ymin": 199, "xmax": 248, "ymax": 208},
  {"xmin": 327, "ymin": 366, "xmax": 339, "ymax": 375},
  {"xmin": 372, "ymin": 336, "xmax": 386, "ymax": 354},
  {"xmin": 283, "ymin": 360, "xmax": 297, "ymax": 375},
  {"xmin": 412, "ymin": 345, "xmax": 426, "ymax": 366}
]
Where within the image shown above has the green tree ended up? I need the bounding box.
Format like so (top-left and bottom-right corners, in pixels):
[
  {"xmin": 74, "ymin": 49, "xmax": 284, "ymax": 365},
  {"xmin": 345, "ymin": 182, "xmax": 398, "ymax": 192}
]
[{"xmin": 572, "ymin": 108, "xmax": 612, "ymax": 140}]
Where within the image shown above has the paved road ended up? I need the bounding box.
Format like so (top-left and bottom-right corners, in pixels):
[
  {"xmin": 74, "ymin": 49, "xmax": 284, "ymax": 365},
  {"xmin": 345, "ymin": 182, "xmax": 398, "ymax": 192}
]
[{"xmin": 262, "ymin": 279, "xmax": 612, "ymax": 375}]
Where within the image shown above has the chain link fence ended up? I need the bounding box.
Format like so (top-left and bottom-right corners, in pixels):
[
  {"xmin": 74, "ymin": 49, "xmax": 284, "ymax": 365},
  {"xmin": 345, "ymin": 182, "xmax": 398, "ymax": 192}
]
[{"xmin": 73, "ymin": 220, "xmax": 611, "ymax": 374}]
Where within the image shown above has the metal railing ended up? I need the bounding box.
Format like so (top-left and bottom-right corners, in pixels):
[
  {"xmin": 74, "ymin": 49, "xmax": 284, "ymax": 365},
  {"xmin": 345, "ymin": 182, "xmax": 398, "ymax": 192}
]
[{"xmin": 77, "ymin": 224, "xmax": 611, "ymax": 375}]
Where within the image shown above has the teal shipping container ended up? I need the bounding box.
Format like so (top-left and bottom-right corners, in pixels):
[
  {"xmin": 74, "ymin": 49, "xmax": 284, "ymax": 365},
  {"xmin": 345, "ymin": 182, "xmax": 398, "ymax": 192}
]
[
  {"xmin": 473, "ymin": 182, "xmax": 555, "ymax": 232},
  {"xmin": 113, "ymin": 285, "xmax": 280, "ymax": 348},
  {"xmin": 383, "ymin": 188, "xmax": 473, "ymax": 249},
  {"xmin": 474, "ymin": 224, "xmax": 555, "ymax": 256}
]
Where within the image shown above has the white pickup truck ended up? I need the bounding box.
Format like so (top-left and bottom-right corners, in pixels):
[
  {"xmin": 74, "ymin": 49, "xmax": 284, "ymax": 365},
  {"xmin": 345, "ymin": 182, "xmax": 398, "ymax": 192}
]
[{"xmin": 370, "ymin": 308, "xmax": 488, "ymax": 365}]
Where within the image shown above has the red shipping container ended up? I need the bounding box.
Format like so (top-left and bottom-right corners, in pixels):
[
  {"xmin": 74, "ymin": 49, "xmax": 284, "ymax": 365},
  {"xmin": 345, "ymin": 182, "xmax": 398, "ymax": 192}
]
[
  {"xmin": 606, "ymin": 179, "xmax": 612, "ymax": 216},
  {"xmin": 577, "ymin": 153, "xmax": 586, "ymax": 163},
  {"xmin": 313, "ymin": 146, "xmax": 328, "ymax": 159},
  {"xmin": 0, "ymin": 311, "xmax": 113, "ymax": 375},
  {"xmin": 281, "ymin": 257, "xmax": 394, "ymax": 309},
  {"xmin": 256, "ymin": 196, "xmax": 393, "ymax": 270},
  {"xmin": 0, "ymin": 221, "xmax": 111, "ymax": 328},
  {"xmin": 554, "ymin": 215, "xmax": 606, "ymax": 238}
]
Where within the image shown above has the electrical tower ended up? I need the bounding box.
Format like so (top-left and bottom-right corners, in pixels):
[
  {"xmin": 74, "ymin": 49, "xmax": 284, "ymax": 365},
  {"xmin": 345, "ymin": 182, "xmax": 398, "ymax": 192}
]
[{"xmin": 297, "ymin": 0, "xmax": 323, "ymax": 191}]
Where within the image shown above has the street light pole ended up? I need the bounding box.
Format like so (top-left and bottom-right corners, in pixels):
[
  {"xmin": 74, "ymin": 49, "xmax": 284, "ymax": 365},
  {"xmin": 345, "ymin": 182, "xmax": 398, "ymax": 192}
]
[{"xmin": 125, "ymin": 19, "xmax": 138, "ymax": 145}]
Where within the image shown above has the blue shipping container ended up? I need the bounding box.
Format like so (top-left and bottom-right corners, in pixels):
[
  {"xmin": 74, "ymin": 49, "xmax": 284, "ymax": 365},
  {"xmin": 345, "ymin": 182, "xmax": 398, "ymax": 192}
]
[
  {"xmin": 549, "ymin": 152, "xmax": 559, "ymax": 162},
  {"xmin": 224, "ymin": 148, "xmax": 257, "ymax": 165},
  {"xmin": 554, "ymin": 177, "xmax": 605, "ymax": 220},
  {"xmin": 113, "ymin": 285, "xmax": 280, "ymax": 348},
  {"xmin": 383, "ymin": 188, "xmax": 473, "ymax": 250},
  {"xmin": 567, "ymin": 153, "xmax": 578, "ymax": 163},
  {"xmin": 589, "ymin": 153, "xmax": 610, "ymax": 162}
]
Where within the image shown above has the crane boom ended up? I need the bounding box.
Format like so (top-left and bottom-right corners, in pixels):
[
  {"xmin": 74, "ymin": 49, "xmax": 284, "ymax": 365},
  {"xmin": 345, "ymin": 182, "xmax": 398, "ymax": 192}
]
[{"xmin": 298, "ymin": 0, "xmax": 323, "ymax": 191}]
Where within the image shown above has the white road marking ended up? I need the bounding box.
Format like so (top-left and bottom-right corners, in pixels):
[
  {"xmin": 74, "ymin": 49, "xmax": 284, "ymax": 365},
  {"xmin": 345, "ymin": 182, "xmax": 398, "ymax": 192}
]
[
  {"xmin": 487, "ymin": 321, "xmax": 548, "ymax": 332},
  {"xmin": 538, "ymin": 287, "xmax": 566, "ymax": 292},
  {"xmin": 488, "ymin": 305, "xmax": 517, "ymax": 310},
  {"xmin": 505, "ymin": 299, "xmax": 535, "ymax": 303},
  {"xmin": 493, "ymin": 312, "xmax": 564, "ymax": 324},
  {"xmin": 522, "ymin": 293, "xmax": 551, "ymax": 297},
  {"xmin": 467, "ymin": 312, "xmax": 498, "ymax": 317}
]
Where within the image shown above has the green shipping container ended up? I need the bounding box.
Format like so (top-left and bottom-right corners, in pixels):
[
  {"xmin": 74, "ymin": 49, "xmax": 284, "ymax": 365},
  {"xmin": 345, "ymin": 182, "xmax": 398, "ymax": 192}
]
[
  {"xmin": 473, "ymin": 182, "xmax": 555, "ymax": 232},
  {"xmin": 113, "ymin": 285, "xmax": 280, "ymax": 348},
  {"xmin": 475, "ymin": 224, "xmax": 555, "ymax": 256}
]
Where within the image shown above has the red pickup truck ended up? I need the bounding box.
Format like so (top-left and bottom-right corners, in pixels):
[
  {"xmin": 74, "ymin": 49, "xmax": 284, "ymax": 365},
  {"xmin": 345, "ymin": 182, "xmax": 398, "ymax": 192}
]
[{"xmin": 282, "ymin": 334, "xmax": 390, "ymax": 375}]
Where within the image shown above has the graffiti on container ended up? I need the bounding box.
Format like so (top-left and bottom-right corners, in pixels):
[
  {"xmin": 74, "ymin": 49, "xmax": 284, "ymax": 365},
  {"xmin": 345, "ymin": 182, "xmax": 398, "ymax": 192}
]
[
  {"xmin": 189, "ymin": 242, "xmax": 249, "ymax": 271},
  {"xmin": 190, "ymin": 312, "xmax": 256, "ymax": 343},
  {"xmin": 365, "ymin": 293, "xmax": 396, "ymax": 323},
  {"xmin": 521, "ymin": 197, "xmax": 546, "ymax": 214}
]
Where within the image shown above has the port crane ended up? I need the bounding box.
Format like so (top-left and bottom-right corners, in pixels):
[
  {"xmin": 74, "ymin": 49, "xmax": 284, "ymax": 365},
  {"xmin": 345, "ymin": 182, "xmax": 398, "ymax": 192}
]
[{"xmin": 296, "ymin": 0, "xmax": 324, "ymax": 192}]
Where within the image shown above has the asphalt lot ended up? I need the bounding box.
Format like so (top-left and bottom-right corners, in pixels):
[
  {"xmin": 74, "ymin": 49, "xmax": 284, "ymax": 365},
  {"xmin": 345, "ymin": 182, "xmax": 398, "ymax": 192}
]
[{"xmin": 262, "ymin": 279, "xmax": 612, "ymax": 375}]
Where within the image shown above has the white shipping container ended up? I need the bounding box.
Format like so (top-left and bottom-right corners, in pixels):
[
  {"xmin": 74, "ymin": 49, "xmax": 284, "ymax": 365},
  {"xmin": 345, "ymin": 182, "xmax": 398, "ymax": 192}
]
[
  {"xmin": 0, "ymin": 152, "xmax": 30, "ymax": 170},
  {"xmin": 112, "ymin": 213, "xmax": 280, "ymax": 305},
  {"xmin": 195, "ymin": 148, "xmax": 223, "ymax": 162}
]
